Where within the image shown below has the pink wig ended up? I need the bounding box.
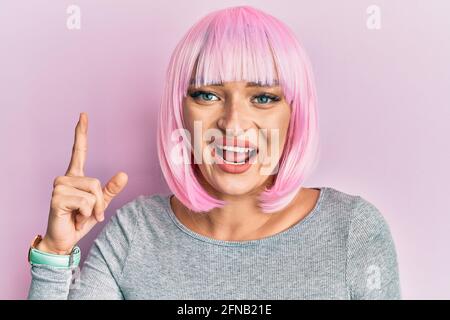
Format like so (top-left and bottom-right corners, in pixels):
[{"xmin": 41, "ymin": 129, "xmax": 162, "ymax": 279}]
[{"xmin": 157, "ymin": 5, "xmax": 320, "ymax": 214}]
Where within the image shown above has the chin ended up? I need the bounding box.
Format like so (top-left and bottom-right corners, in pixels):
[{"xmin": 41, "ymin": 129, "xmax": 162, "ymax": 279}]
[
  {"xmin": 214, "ymin": 186, "xmax": 256, "ymax": 196},
  {"xmin": 208, "ymin": 168, "xmax": 268, "ymax": 197},
  {"xmin": 196, "ymin": 162, "xmax": 270, "ymax": 197}
]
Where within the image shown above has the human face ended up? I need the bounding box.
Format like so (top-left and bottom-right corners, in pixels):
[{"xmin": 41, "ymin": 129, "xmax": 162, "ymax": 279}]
[{"xmin": 182, "ymin": 80, "xmax": 291, "ymax": 197}]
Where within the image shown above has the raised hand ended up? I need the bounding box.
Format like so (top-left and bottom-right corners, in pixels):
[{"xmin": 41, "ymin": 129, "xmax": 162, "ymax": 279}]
[{"xmin": 37, "ymin": 112, "xmax": 128, "ymax": 255}]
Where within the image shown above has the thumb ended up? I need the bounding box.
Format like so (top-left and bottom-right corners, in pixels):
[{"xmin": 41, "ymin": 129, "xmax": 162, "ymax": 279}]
[{"xmin": 102, "ymin": 171, "xmax": 128, "ymax": 208}]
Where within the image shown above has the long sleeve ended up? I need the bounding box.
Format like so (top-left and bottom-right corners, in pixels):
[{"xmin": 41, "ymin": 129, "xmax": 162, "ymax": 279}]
[
  {"xmin": 346, "ymin": 197, "xmax": 401, "ymax": 300},
  {"xmin": 28, "ymin": 200, "xmax": 139, "ymax": 300}
]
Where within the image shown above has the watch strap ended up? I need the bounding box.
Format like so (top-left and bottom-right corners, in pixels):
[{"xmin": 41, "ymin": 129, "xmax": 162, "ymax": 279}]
[{"xmin": 28, "ymin": 235, "xmax": 81, "ymax": 269}]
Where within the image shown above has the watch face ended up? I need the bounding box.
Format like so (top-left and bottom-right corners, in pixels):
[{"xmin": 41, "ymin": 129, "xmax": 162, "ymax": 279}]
[
  {"xmin": 69, "ymin": 246, "xmax": 81, "ymax": 267},
  {"xmin": 72, "ymin": 246, "xmax": 80, "ymax": 254}
]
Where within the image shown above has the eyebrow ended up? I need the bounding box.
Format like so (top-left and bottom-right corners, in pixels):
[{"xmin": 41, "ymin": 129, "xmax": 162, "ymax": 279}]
[{"xmin": 189, "ymin": 80, "xmax": 280, "ymax": 88}]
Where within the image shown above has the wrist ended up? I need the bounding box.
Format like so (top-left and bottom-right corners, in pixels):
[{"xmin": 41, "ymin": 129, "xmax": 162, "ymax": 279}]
[
  {"xmin": 37, "ymin": 237, "xmax": 73, "ymax": 255},
  {"xmin": 28, "ymin": 235, "xmax": 81, "ymax": 268}
]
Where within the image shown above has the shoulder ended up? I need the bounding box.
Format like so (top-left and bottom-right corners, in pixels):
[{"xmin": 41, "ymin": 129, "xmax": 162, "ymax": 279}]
[
  {"xmin": 347, "ymin": 193, "xmax": 392, "ymax": 244},
  {"xmin": 324, "ymin": 187, "xmax": 397, "ymax": 262},
  {"xmin": 111, "ymin": 193, "xmax": 171, "ymax": 227},
  {"xmin": 320, "ymin": 187, "xmax": 388, "ymax": 228},
  {"xmin": 83, "ymin": 194, "xmax": 173, "ymax": 282},
  {"xmin": 91, "ymin": 193, "xmax": 173, "ymax": 264},
  {"xmin": 325, "ymin": 188, "xmax": 401, "ymax": 299},
  {"xmin": 316, "ymin": 187, "xmax": 394, "ymax": 249},
  {"xmin": 105, "ymin": 193, "xmax": 175, "ymax": 241}
]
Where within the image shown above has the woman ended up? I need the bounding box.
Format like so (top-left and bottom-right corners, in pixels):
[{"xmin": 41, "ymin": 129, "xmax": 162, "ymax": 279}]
[{"xmin": 28, "ymin": 5, "xmax": 400, "ymax": 299}]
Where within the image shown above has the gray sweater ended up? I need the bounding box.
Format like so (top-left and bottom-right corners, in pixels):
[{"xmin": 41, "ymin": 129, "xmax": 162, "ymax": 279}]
[{"xmin": 27, "ymin": 187, "xmax": 401, "ymax": 299}]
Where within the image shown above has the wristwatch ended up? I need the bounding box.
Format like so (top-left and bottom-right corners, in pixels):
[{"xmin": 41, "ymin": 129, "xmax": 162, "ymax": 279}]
[{"xmin": 28, "ymin": 235, "xmax": 81, "ymax": 269}]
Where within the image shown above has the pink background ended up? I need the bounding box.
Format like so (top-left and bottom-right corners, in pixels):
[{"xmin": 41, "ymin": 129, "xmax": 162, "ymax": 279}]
[{"xmin": 1, "ymin": 0, "xmax": 449, "ymax": 299}]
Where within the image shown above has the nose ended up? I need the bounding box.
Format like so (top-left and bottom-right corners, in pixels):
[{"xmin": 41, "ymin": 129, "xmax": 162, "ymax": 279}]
[{"xmin": 217, "ymin": 102, "xmax": 252, "ymax": 136}]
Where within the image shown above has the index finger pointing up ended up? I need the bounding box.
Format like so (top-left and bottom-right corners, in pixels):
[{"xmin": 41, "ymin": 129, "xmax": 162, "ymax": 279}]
[{"xmin": 65, "ymin": 112, "xmax": 88, "ymax": 177}]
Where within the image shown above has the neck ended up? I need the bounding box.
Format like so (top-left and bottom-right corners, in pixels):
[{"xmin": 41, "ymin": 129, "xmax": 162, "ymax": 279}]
[
  {"xmin": 172, "ymin": 175, "xmax": 298, "ymax": 241},
  {"xmin": 202, "ymin": 192, "xmax": 274, "ymax": 240}
]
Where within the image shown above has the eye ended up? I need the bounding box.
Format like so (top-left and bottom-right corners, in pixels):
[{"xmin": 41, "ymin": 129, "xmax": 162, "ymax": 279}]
[
  {"xmin": 252, "ymin": 94, "xmax": 281, "ymax": 105},
  {"xmin": 188, "ymin": 90, "xmax": 281, "ymax": 106},
  {"xmin": 189, "ymin": 91, "xmax": 219, "ymax": 102}
]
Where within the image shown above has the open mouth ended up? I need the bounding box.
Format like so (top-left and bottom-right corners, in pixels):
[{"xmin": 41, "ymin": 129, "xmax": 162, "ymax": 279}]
[{"xmin": 214, "ymin": 144, "xmax": 258, "ymax": 165}]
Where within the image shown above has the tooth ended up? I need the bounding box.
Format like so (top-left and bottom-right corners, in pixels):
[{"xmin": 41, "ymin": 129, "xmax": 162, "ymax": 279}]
[
  {"xmin": 223, "ymin": 158, "xmax": 246, "ymax": 165},
  {"xmin": 217, "ymin": 145, "xmax": 255, "ymax": 153}
]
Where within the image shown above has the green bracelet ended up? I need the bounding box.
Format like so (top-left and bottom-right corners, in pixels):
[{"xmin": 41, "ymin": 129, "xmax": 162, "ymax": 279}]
[{"xmin": 28, "ymin": 238, "xmax": 81, "ymax": 269}]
